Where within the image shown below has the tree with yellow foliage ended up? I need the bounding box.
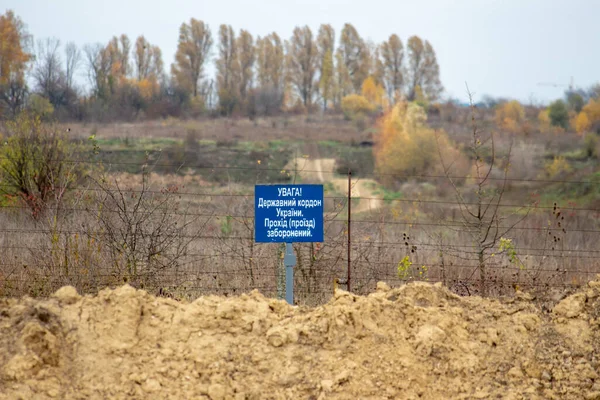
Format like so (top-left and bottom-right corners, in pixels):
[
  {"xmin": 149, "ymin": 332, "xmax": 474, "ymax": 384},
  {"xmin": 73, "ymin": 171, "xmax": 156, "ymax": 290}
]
[
  {"xmin": 133, "ymin": 36, "xmax": 163, "ymax": 101},
  {"xmin": 341, "ymin": 94, "xmax": 374, "ymax": 120},
  {"xmin": 538, "ymin": 109, "xmax": 551, "ymax": 132},
  {"xmin": 105, "ymin": 34, "xmax": 131, "ymax": 83},
  {"xmin": 582, "ymin": 98, "xmax": 600, "ymax": 131},
  {"xmin": 575, "ymin": 111, "xmax": 591, "ymax": 135},
  {"xmin": 361, "ymin": 76, "xmax": 386, "ymax": 110},
  {"xmin": 134, "ymin": 36, "xmax": 163, "ymax": 82},
  {"xmin": 374, "ymin": 102, "xmax": 467, "ymax": 183},
  {"xmin": 319, "ymin": 51, "xmax": 334, "ymax": 110},
  {"xmin": 495, "ymin": 100, "xmax": 525, "ymax": 132},
  {"xmin": 0, "ymin": 10, "xmax": 32, "ymax": 117}
]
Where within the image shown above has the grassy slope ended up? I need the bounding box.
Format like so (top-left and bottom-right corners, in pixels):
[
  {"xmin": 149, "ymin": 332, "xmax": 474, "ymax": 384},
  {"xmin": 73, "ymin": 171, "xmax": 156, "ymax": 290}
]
[{"xmin": 79, "ymin": 113, "xmax": 600, "ymax": 211}]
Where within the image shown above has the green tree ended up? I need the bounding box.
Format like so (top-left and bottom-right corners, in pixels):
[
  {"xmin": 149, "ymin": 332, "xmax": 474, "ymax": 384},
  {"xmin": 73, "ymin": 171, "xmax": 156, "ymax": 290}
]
[
  {"xmin": 548, "ymin": 99, "xmax": 569, "ymax": 129},
  {"xmin": 27, "ymin": 94, "xmax": 54, "ymax": 119},
  {"xmin": 0, "ymin": 112, "xmax": 87, "ymax": 218},
  {"xmin": 566, "ymin": 91, "xmax": 585, "ymax": 113}
]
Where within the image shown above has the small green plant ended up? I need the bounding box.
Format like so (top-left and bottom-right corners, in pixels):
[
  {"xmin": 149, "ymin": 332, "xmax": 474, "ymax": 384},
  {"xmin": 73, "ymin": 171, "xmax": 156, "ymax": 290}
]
[
  {"xmin": 544, "ymin": 156, "xmax": 572, "ymax": 178},
  {"xmin": 397, "ymin": 256, "xmax": 412, "ymax": 279},
  {"xmin": 27, "ymin": 94, "xmax": 54, "ymax": 120},
  {"xmin": 497, "ymin": 237, "xmax": 524, "ymax": 270},
  {"xmin": 418, "ymin": 265, "xmax": 429, "ymax": 281},
  {"xmin": 220, "ymin": 215, "xmax": 233, "ymax": 236},
  {"xmin": 584, "ymin": 133, "xmax": 599, "ymax": 159},
  {"xmin": 397, "ymin": 256, "xmax": 429, "ymax": 281}
]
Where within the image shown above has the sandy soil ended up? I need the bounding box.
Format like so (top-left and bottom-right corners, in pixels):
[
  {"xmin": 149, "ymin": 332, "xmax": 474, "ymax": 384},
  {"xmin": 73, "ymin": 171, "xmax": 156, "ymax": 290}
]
[{"xmin": 1, "ymin": 278, "xmax": 600, "ymax": 399}]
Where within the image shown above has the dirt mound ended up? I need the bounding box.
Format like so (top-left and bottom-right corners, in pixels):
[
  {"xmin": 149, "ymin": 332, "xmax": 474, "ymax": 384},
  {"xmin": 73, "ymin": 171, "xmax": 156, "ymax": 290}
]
[{"xmin": 1, "ymin": 280, "xmax": 600, "ymax": 399}]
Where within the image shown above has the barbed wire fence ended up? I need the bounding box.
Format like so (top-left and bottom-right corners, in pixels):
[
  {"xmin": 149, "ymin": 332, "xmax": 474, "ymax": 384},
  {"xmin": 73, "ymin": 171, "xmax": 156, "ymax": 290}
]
[{"xmin": 0, "ymin": 155, "xmax": 599, "ymax": 305}]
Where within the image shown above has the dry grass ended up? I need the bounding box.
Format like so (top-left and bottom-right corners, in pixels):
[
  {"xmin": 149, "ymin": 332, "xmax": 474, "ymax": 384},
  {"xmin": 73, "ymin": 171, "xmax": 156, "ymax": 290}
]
[
  {"xmin": 64, "ymin": 114, "xmax": 369, "ymax": 143},
  {"xmin": 2, "ymin": 108, "xmax": 599, "ymax": 303},
  {"xmin": 1, "ymin": 171, "xmax": 599, "ymax": 305}
]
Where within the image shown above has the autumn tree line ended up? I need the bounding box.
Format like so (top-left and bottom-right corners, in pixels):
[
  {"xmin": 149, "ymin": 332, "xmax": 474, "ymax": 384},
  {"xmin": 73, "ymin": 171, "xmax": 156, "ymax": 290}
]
[{"xmin": 0, "ymin": 10, "xmax": 442, "ymax": 121}]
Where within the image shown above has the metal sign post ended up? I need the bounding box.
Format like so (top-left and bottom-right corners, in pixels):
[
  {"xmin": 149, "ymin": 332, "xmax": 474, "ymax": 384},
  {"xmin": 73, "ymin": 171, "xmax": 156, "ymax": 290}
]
[
  {"xmin": 284, "ymin": 243, "xmax": 296, "ymax": 305},
  {"xmin": 255, "ymin": 184, "xmax": 324, "ymax": 305}
]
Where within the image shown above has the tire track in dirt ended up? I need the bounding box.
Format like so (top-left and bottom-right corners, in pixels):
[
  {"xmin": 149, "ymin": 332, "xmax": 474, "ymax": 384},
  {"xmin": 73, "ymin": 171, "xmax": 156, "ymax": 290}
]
[{"xmin": 284, "ymin": 143, "xmax": 383, "ymax": 214}]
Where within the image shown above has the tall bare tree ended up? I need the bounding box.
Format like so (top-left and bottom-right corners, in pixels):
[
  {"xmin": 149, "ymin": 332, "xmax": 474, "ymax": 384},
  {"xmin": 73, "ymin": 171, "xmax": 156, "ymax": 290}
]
[
  {"xmin": 84, "ymin": 43, "xmax": 110, "ymax": 99},
  {"xmin": 133, "ymin": 35, "xmax": 163, "ymax": 81},
  {"xmin": 338, "ymin": 24, "xmax": 369, "ymax": 93},
  {"xmin": 422, "ymin": 41, "xmax": 442, "ymax": 100},
  {"xmin": 406, "ymin": 36, "xmax": 442, "ymax": 101},
  {"xmin": 32, "ymin": 37, "xmax": 64, "ymax": 106},
  {"xmin": 171, "ymin": 18, "xmax": 213, "ymax": 98},
  {"xmin": 255, "ymin": 33, "xmax": 284, "ymax": 114},
  {"xmin": 256, "ymin": 32, "xmax": 284, "ymax": 91},
  {"xmin": 317, "ymin": 24, "xmax": 335, "ymax": 110},
  {"xmin": 236, "ymin": 29, "xmax": 255, "ymax": 106},
  {"xmin": 64, "ymin": 41, "xmax": 80, "ymax": 91},
  {"xmin": 370, "ymin": 41, "xmax": 386, "ymax": 86},
  {"xmin": 215, "ymin": 24, "xmax": 238, "ymax": 114},
  {"xmin": 287, "ymin": 25, "xmax": 318, "ymax": 107},
  {"xmin": 105, "ymin": 34, "xmax": 131, "ymax": 80},
  {"xmin": 333, "ymin": 49, "xmax": 351, "ymax": 107},
  {"xmin": 380, "ymin": 34, "xmax": 404, "ymax": 104}
]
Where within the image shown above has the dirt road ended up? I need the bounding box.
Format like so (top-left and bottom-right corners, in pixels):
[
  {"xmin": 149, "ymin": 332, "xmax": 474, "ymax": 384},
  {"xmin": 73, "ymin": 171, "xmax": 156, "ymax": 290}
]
[{"xmin": 285, "ymin": 144, "xmax": 383, "ymax": 214}]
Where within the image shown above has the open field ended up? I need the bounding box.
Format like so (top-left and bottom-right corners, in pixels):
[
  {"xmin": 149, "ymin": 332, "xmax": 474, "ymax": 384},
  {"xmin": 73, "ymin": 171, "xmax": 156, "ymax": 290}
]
[
  {"xmin": 2, "ymin": 112, "xmax": 600, "ymax": 305},
  {"xmin": 65, "ymin": 115, "xmax": 372, "ymax": 143},
  {"xmin": 1, "ymin": 2, "xmax": 598, "ymax": 306}
]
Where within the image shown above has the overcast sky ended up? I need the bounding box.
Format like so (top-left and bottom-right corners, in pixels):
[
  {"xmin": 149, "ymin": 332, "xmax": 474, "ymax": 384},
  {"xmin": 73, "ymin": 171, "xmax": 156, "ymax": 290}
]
[{"xmin": 4, "ymin": 0, "xmax": 597, "ymax": 104}]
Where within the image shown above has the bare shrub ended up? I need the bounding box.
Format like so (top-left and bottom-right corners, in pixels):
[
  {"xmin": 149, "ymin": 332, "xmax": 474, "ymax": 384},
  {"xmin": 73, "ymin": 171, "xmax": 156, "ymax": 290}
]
[
  {"xmin": 436, "ymin": 91, "xmax": 529, "ymax": 296},
  {"xmin": 86, "ymin": 162, "xmax": 211, "ymax": 288}
]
